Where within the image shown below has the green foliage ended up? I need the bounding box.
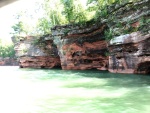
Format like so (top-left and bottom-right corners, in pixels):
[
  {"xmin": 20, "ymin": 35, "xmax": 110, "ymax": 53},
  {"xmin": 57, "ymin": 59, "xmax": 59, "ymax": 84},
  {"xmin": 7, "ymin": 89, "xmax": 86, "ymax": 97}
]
[
  {"xmin": 11, "ymin": 0, "xmax": 92, "ymax": 36},
  {"xmin": 11, "ymin": 21, "xmax": 24, "ymax": 35},
  {"xmin": 0, "ymin": 40, "xmax": 15, "ymax": 58},
  {"xmin": 35, "ymin": 0, "xmax": 68, "ymax": 34},
  {"xmin": 105, "ymin": 51, "xmax": 110, "ymax": 56},
  {"xmin": 42, "ymin": 1, "xmax": 59, "ymax": 26},
  {"xmin": 74, "ymin": 3, "xmax": 87, "ymax": 24},
  {"xmin": 37, "ymin": 17, "xmax": 52, "ymax": 35},
  {"xmin": 34, "ymin": 0, "xmax": 89, "ymax": 34},
  {"xmin": 86, "ymin": 0, "xmax": 135, "ymax": 22},
  {"xmin": 64, "ymin": 29, "xmax": 70, "ymax": 36},
  {"xmin": 32, "ymin": 37, "xmax": 40, "ymax": 46},
  {"xmin": 138, "ymin": 17, "xmax": 150, "ymax": 33},
  {"xmin": 32, "ymin": 37, "xmax": 47, "ymax": 48},
  {"xmin": 61, "ymin": 0, "xmax": 74, "ymax": 23},
  {"xmin": 87, "ymin": 0, "xmax": 110, "ymax": 21},
  {"xmin": 61, "ymin": 0, "xmax": 87, "ymax": 24},
  {"xmin": 104, "ymin": 28, "xmax": 113, "ymax": 41},
  {"xmin": 11, "ymin": 12, "xmax": 33, "ymax": 36},
  {"xmin": 11, "ymin": 0, "xmax": 141, "ymax": 38}
]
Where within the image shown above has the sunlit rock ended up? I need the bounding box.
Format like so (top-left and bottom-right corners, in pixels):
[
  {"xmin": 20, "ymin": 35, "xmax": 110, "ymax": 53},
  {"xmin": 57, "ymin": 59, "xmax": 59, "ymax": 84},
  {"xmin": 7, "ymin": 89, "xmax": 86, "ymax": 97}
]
[
  {"xmin": 13, "ymin": 35, "xmax": 60, "ymax": 68},
  {"xmin": 108, "ymin": 32, "xmax": 150, "ymax": 74},
  {"xmin": 107, "ymin": 0, "xmax": 150, "ymax": 74},
  {"xmin": 11, "ymin": 0, "xmax": 150, "ymax": 74},
  {"xmin": 52, "ymin": 24, "xmax": 108, "ymax": 70}
]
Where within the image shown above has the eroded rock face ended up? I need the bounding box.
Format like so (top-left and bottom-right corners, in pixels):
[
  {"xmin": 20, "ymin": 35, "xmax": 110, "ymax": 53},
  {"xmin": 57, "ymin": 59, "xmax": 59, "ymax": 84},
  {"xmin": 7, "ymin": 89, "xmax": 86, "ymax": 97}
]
[
  {"xmin": 19, "ymin": 56, "xmax": 60, "ymax": 68},
  {"xmin": 107, "ymin": 0, "xmax": 150, "ymax": 74},
  {"xmin": 52, "ymin": 24, "xmax": 108, "ymax": 70},
  {"xmin": 13, "ymin": 35, "xmax": 60, "ymax": 68},
  {"xmin": 108, "ymin": 32, "xmax": 150, "ymax": 74},
  {"xmin": 12, "ymin": 0, "xmax": 150, "ymax": 74}
]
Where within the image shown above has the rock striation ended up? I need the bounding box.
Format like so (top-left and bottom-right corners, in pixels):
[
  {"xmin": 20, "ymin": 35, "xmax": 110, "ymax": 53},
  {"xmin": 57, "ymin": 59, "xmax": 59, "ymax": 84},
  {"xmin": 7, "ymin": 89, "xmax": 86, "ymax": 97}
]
[
  {"xmin": 12, "ymin": 35, "xmax": 60, "ymax": 68},
  {"xmin": 52, "ymin": 23, "xmax": 108, "ymax": 70},
  {"xmin": 108, "ymin": 32, "xmax": 150, "ymax": 74},
  {"xmin": 107, "ymin": 0, "xmax": 150, "ymax": 74},
  {"xmin": 12, "ymin": 0, "xmax": 150, "ymax": 74}
]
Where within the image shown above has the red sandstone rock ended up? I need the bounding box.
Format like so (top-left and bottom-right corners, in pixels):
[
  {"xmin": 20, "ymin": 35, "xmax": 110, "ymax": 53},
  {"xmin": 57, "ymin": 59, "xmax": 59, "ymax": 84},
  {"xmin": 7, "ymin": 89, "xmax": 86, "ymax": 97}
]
[
  {"xmin": 131, "ymin": 21, "xmax": 140, "ymax": 28},
  {"xmin": 12, "ymin": 0, "xmax": 149, "ymax": 75},
  {"xmin": 60, "ymin": 40, "xmax": 108, "ymax": 70},
  {"xmin": 106, "ymin": 0, "xmax": 150, "ymax": 74},
  {"xmin": 13, "ymin": 35, "xmax": 61, "ymax": 68},
  {"xmin": 108, "ymin": 32, "xmax": 150, "ymax": 74},
  {"xmin": 19, "ymin": 56, "xmax": 60, "ymax": 68},
  {"xmin": 52, "ymin": 20, "xmax": 108, "ymax": 70}
]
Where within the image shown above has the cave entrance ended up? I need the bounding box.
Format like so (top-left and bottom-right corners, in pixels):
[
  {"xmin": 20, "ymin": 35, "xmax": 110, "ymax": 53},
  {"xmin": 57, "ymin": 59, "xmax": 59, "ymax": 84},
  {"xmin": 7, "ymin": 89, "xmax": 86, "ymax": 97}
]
[{"xmin": 136, "ymin": 61, "xmax": 150, "ymax": 74}]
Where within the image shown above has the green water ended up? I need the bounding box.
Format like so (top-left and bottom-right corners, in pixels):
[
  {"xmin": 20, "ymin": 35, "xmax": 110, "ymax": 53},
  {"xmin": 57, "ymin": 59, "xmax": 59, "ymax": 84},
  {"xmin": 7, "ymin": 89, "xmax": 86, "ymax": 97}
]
[{"xmin": 0, "ymin": 66, "xmax": 150, "ymax": 113}]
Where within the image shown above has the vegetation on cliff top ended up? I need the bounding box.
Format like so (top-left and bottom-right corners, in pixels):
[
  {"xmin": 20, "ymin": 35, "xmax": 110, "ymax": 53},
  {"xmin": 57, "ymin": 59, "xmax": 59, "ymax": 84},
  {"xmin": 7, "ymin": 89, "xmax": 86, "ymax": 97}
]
[
  {"xmin": 11, "ymin": 0, "xmax": 144, "ymax": 39},
  {"xmin": 11, "ymin": 0, "xmax": 131, "ymax": 35}
]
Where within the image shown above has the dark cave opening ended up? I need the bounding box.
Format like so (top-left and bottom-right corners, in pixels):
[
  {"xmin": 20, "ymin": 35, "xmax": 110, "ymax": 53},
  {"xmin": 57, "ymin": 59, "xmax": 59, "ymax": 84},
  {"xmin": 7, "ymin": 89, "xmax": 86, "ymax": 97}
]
[{"xmin": 136, "ymin": 61, "xmax": 150, "ymax": 74}]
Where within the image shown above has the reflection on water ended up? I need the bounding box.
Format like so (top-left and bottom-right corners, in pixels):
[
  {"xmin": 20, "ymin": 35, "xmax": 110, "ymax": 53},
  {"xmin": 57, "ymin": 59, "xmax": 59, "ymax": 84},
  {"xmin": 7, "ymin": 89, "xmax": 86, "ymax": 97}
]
[{"xmin": 0, "ymin": 66, "xmax": 150, "ymax": 113}]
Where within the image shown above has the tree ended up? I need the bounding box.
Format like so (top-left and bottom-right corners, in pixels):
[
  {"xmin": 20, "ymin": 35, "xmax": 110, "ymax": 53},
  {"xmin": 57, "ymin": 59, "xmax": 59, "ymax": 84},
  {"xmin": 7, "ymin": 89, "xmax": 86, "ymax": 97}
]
[
  {"xmin": 36, "ymin": 17, "xmax": 52, "ymax": 35},
  {"xmin": 11, "ymin": 12, "xmax": 28, "ymax": 36},
  {"xmin": 61, "ymin": 0, "xmax": 87, "ymax": 24},
  {"xmin": 11, "ymin": 21, "xmax": 24, "ymax": 35},
  {"xmin": 11, "ymin": 0, "xmax": 93, "ymax": 36},
  {"xmin": 61, "ymin": 0, "xmax": 74, "ymax": 23},
  {"xmin": 0, "ymin": 39, "xmax": 15, "ymax": 58}
]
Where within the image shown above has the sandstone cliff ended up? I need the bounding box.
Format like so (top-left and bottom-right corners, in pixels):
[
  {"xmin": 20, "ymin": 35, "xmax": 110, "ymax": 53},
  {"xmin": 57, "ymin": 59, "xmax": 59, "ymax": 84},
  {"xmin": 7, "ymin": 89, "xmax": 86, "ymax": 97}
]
[
  {"xmin": 12, "ymin": 35, "xmax": 60, "ymax": 68},
  {"xmin": 52, "ymin": 23, "xmax": 108, "ymax": 70},
  {"xmin": 108, "ymin": 32, "xmax": 150, "ymax": 74},
  {"xmin": 12, "ymin": 0, "xmax": 150, "ymax": 74},
  {"xmin": 107, "ymin": 0, "xmax": 150, "ymax": 74}
]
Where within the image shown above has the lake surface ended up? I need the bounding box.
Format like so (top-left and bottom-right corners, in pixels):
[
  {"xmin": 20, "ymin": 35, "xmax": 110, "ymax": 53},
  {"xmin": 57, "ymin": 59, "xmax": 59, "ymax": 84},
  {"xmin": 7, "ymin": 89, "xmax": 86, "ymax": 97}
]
[{"xmin": 0, "ymin": 66, "xmax": 150, "ymax": 113}]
